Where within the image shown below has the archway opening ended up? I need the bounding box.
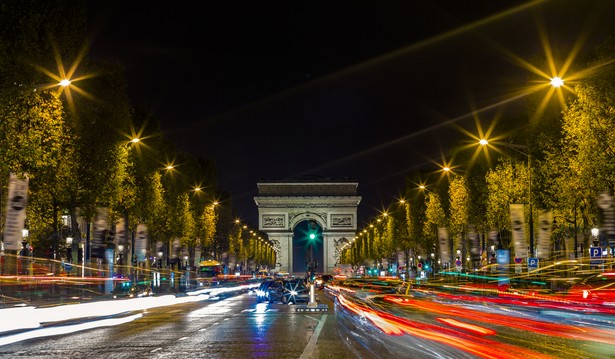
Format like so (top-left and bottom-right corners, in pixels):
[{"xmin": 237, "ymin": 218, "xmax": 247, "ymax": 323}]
[{"xmin": 292, "ymin": 219, "xmax": 323, "ymax": 275}]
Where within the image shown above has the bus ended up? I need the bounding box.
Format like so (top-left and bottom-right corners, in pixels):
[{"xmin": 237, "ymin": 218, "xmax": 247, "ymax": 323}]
[{"xmin": 197, "ymin": 260, "xmax": 223, "ymax": 278}]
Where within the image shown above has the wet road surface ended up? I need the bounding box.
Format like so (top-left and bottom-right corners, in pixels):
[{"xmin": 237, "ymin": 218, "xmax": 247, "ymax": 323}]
[{"xmin": 0, "ymin": 290, "xmax": 370, "ymax": 359}]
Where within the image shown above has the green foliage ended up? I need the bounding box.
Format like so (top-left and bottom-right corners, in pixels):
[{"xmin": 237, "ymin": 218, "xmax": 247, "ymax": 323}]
[
  {"xmin": 486, "ymin": 159, "xmax": 530, "ymax": 232},
  {"xmin": 466, "ymin": 175, "xmax": 487, "ymax": 231},
  {"xmin": 372, "ymin": 224, "xmax": 383, "ymax": 261},
  {"xmin": 202, "ymin": 205, "xmax": 218, "ymax": 251},
  {"xmin": 448, "ymin": 176, "xmax": 469, "ymax": 245},
  {"xmin": 0, "ymin": 89, "xmax": 70, "ymax": 175},
  {"xmin": 0, "ymin": 88, "xmax": 77, "ymax": 247},
  {"xmin": 423, "ymin": 192, "xmax": 445, "ymax": 234}
]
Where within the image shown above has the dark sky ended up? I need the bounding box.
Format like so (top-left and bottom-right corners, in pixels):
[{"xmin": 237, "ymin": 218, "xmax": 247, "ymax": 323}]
[{"xmin": 85, "ymin": 0, "xmax": 615, "ymax": 226}]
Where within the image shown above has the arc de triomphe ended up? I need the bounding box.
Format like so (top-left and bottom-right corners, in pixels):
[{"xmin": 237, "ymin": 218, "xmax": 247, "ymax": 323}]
[{"xmin": 254, "ymin": 179, "xmax": 361, "ymax": 275}]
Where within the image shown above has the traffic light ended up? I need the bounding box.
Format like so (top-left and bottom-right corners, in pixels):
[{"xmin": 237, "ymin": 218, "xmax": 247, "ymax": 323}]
[{"xmin": 307, "ymin": 220, "xmax": 318, "ymax": 241}]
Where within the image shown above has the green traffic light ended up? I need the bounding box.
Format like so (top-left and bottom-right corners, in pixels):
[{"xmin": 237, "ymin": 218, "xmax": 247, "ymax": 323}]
[{"xmin": 309, "ymin": 233, "xmax": 315, "ymax": 240}]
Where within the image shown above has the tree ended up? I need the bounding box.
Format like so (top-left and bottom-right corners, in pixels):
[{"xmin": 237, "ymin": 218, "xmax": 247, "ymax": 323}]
[
  {"xmin": 0, "ymin": 87, "xmax": 76, "ymax": 257},
  {"xmin": 423, "ymin": 192, "xmax": 445, "ymax": 258},
  {"xmin": 485, "ymin": 159, "xmax": 531, "ymax": 250},
  {"xmin": 448, "ymin": 176, "xmax": 469, "ymax": 252},
  {"xmin": 201, "ymin": 204, "xmax": 218, "ymax": 258}
]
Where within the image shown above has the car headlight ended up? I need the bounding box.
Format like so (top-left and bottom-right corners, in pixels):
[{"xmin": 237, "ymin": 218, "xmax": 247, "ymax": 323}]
[{"xmin": 256, "ymin": 290, "xmax": 265, "ymax": 296}]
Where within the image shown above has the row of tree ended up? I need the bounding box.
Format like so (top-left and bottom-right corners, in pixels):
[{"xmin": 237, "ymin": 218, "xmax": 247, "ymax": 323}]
[
  {"xmin": 0, "ymin": 1, "xmax": 276, "ymax": 271},
  {"xmin": 341, "ymin": 34, "xmax": 615, "ymax": 271}
]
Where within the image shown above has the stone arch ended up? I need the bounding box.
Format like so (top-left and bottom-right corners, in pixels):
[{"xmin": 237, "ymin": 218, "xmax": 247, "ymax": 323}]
[
  {"xmin": 291, "ymin": 219, "xmax": 324, "ymax": 274},
  {"xmin": 289, "ymin": 212, "xmax": 326, "ymax": 231},
  {"xmin": 254, "ymin": 179, "xmax": 361, "ymax": 275}
]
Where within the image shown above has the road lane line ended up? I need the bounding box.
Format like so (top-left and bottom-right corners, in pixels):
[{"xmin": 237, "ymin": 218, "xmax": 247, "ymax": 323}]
[{"xmin": 299, "ymin": 314, "xmax": 327, "ymax": 359}]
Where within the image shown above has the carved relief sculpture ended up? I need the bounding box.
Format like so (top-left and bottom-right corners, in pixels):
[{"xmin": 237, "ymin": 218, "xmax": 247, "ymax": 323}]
[
  {"xmin": 262, "ymin": 215, "xmax": 285, "ymax": 228},
  {"xmin": 331, "ymin": 214, "xmax": 353, "ymax": 227}
]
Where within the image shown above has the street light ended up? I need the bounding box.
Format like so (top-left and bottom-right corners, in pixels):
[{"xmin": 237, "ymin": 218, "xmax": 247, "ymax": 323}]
[
  {"xmin": 66, "ymin": 236, "xmax": 73, "ymax": 260},
  {"xmin": 591, "ymin": 227, "xmax": 599, "ymax": 247},
  {"xmin": 550, "ymin": 76, "xmax": 564, "ymax": 88},
  {"xmin": 430, "ymin": 253, "xmax": 435, "ymax": 274},
  {"xmin": 117, "ymin": 243, "xmax": 124, "ymax": 266},
  {"xmin": 479, "ymin": 139, "xmax": 535, "ymax": 257}
]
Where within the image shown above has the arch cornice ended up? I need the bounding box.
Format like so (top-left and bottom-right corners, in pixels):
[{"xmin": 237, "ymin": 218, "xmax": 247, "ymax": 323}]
[{"xmin": 254, "ymin": 196, "xmax": 361, "ymax": 208}]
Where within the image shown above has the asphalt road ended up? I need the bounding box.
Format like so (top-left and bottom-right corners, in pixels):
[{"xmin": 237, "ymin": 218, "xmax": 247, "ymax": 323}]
[{"xmin": 0, "ymin": 290, "xmax": 371, "ymax": 359}]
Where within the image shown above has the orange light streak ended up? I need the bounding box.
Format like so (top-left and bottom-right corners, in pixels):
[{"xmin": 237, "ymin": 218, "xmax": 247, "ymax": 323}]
[
  {"xmin": 436, "ymin": 317, "xmax": 496, "ymax": 336},
  {"xmin": 382, "ymin": 295, "xmax": 615, "ymax": 346},
  {"xmin": 337, "ymin": 294, "xmax": 557, "ymax": 359}
]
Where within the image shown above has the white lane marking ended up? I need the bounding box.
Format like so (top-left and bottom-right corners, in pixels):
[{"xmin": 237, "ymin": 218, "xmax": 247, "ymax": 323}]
[
  {"xmin": 151, "ymin": 348, "xmax": 162, "ymax": 353},
  {"xmin": 242, "ymin": 308, "xmax": 279, "ymax": 313},
  {"xmin": 299, "ymin": 314, "xmax": 327, "ymax": 359}
]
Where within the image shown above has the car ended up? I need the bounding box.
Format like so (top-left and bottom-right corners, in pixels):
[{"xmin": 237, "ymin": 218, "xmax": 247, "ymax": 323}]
[
  {"xmin": 566, "ymin": 272, "xmax": 615, "ymax": 303},
  {"xmin": 112, "ymin": 282, "xmax": 154, "ymax": 298},
  {"xmin": 315, "ymin": 274, "xmax": 334, "ymax": 289},
  {"xmin": 266, "ymin": 279, "xmax": 309, "ymax": 304},
  {"xmin": 275, "ymin": 271, "xmax": 290, "ymax": 279},
  {"xmin": 256, "ymin": 280, "xmax": 277, "ymax": 302},
  {"xmin": 257, "ymin": 269, "xmax": 271, "ymax": 277}
]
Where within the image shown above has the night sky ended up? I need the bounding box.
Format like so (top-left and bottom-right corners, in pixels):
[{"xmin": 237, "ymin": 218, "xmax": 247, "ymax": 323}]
[{"xmin": 85, "ymin": 0, "xmax": 615, "ymax": 226}]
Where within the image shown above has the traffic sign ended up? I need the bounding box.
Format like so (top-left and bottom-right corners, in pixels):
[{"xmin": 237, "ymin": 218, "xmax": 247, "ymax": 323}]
[
  {"xmin": 527, "ymin": 257, "xmax": 538, "ymax": 268},
  {"xmin": 455, "ymin": 260, "xmax": 462, "ymax": 267},
  {"xmin": 589, "ymin": 247, "xmax": 603, "ymax": 259},
  {"xmin": 514, "ymin": 257, "xmax": 523, "ymax": 264},
  {"xmin": 417, "ymin": 263, "xmax": 423, "ymax": 270},
  {"xmin": 590, "ymin": 247, "xmax": 604, "ymax": 265}
]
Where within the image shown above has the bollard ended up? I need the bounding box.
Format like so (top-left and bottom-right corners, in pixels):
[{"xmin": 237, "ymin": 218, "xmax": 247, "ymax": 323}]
[{"xmin": 307, "ymin": 282, "xmax": 317, "ymax": 307}]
